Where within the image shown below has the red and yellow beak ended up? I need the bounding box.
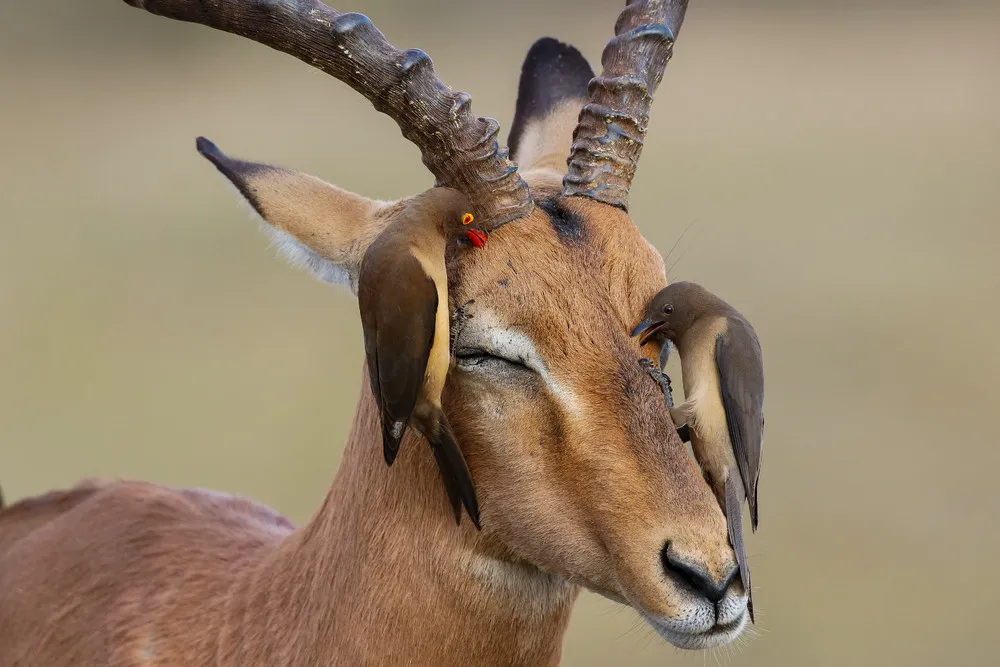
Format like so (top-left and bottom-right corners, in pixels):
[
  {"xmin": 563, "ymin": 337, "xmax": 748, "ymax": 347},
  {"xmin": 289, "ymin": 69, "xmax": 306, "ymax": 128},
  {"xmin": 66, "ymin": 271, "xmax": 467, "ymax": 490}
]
[
  {"xmin": 460, "ymin": 212, "xmax": 488, "ymax": 248},
  {"xmin": 465, "ymin": 229, "xmax": 488, "ymax": 248}
]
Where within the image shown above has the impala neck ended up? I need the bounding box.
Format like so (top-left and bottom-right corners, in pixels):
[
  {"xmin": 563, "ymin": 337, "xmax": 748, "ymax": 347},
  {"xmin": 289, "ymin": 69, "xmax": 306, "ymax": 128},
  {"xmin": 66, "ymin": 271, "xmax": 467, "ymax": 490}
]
[{"xmin": 239, "ymin": 369, "xmax": 577, "ymax": 666}]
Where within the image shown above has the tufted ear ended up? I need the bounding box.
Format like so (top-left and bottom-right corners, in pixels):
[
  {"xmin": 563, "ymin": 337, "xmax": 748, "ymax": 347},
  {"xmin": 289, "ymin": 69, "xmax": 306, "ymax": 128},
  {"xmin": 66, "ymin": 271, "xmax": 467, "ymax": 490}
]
[
  {"xmin": 196, "ymin": 137, "xmax": 401, "ymax": 294},
  {"xmin": 507, "ymin": 38, "xmax": 594, "ymax": 185}
]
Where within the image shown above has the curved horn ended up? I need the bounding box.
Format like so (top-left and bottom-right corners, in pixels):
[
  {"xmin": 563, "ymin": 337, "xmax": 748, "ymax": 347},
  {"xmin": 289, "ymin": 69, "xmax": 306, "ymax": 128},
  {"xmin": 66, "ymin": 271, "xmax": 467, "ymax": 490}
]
[
  {"xmin": 562, "ymin": 0, "xmax": 689, "ymax": 210},
  {"xmin": 122, "ymin": 0, "xmax": 534, "ymax": 230}
]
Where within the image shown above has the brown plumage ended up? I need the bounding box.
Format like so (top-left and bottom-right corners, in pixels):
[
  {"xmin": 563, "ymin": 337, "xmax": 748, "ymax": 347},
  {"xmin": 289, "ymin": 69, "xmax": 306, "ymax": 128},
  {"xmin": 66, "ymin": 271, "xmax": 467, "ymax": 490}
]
[
  {"xmin": 358, "ymin": 187, "xmax": 481, "ymax": 529},
  {"xmin": 632, "ymin": 281, "xmax": 764, "ymax": 621}
]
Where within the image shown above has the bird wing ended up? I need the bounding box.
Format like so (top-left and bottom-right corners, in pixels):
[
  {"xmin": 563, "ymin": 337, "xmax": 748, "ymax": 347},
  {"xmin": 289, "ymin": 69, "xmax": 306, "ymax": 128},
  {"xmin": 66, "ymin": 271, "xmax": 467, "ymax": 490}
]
[
  {"xmin": 424, "ymin": 414, "xmax": 481, "ymax": 528},
  {"xmin": 725, "ymin": 474, "xmax": 754, "ymax": 622},
  {"xmin": 715, "ymin": 321, "xmax": 765, "ymax": 530},
  {"xmin": 359, "ymin": 250, "xmax": 439, "ymax": 466}
]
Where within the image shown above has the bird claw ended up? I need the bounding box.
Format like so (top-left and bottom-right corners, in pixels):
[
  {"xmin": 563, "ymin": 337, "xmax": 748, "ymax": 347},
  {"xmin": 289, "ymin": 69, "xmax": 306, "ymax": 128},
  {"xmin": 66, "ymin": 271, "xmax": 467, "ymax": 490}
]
[
  {"xmin": 638, "ymin": 357, "xmax": 675, "ymax": 409},
  {"xmin": 639, "ymin": 359, "xmax": 689, "ymax": 441}
]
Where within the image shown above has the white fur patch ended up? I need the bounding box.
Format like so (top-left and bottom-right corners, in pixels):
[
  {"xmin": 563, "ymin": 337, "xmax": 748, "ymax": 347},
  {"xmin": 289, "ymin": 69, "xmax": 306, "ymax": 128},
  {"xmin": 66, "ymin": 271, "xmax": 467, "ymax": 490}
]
[
  {"xmin": 461, "ymin": 551, "xmax": 574, "ymax": 616},
  {"xmin": 263, "ymin": 225, "xmax": 354, "ymax": 290},
  {"xmin": 482, "ymin": 322, "xmax": 584, "ymax": 420},
  {"xmin": 220, "ymin": 177, "xmax": 356, "ymax": 293}
]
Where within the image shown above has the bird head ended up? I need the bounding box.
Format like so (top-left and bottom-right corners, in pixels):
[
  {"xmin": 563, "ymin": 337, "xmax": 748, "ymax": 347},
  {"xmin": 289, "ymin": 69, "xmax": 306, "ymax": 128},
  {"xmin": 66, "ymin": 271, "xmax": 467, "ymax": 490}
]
[
  {"xmin": 630, "ymin": 281, "xmax": 714, "ymax": 347},
  {"xmin": 460, "ymin": 212, "xmax": 489, "ymax": 248}
]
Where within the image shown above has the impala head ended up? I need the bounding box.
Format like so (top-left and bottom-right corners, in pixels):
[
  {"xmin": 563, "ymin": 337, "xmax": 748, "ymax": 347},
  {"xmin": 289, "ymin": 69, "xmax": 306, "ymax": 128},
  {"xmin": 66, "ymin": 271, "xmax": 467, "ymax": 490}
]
[{"xmin": 149, "ymin": 0, "xmax": 747, "ymax": 649}]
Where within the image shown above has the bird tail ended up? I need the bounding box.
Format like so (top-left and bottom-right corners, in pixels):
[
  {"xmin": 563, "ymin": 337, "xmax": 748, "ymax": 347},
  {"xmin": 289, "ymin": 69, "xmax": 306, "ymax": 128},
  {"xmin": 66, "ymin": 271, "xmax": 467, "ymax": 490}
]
[
  {"xmin": 725, "ymin": 473, "xmax": 754, "ymax": 623},
  {"xmin": 751, "ymin": 419, "xmax": 763, "ymax": 533},
  {"xmin": 380, "ymin": 416, "xmax": 406, "ymax": 466},
  {"xmin": 424, "ymin": 413, "xmax": 480, "ymax": 530}
]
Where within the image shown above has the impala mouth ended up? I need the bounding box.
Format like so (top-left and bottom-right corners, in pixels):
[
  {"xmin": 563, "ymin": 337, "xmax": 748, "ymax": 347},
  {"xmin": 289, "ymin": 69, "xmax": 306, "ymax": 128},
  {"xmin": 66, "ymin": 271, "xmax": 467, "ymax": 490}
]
[
  {"xmin": 630, "ymin": 319, "xmax": 666, "ymax": 346},
  {"xmin": 642, "ymin": 609, "xmax": 749, "ymax": 650}
]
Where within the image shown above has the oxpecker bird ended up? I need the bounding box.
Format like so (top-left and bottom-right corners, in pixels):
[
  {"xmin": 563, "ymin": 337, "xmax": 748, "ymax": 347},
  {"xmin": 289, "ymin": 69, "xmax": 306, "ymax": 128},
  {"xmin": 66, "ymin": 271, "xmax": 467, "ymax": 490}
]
[
  {"xmin": 358, "ymin": 187, "xmax": 482, "ymax": 529},
  {"xmin": 631, "ymin": 281, "xmax": 764, "ymax": 620}
]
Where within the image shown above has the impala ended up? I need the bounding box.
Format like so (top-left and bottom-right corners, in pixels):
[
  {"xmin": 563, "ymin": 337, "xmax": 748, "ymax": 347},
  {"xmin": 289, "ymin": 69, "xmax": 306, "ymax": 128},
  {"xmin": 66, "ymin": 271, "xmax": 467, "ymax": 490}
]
[{"xmin": 0, "ymin": 0, "xmax": 751, "ymax": 664}]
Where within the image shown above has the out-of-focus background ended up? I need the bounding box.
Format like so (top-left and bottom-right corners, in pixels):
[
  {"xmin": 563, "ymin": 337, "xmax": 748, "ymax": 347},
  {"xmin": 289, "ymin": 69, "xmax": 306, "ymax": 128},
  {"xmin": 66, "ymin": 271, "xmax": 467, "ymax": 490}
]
[{"xmin": 1, "ymin": 0, "xmax": 997, "ymax": 665}]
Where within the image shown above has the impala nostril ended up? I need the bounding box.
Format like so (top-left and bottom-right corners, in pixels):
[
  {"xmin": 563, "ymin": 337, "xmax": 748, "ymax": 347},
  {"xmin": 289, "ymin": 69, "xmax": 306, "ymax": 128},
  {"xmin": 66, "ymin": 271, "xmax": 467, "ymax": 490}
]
[{"xmin": 661, "ymin": 543, "xmax": 736, "ymax": 604}]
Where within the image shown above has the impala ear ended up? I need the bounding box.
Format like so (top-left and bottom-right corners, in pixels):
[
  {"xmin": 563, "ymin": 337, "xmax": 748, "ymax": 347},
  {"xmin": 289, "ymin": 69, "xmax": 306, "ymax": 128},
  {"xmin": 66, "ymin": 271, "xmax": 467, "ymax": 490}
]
[
  {"xmin": 196, "ymin": 137, "xmax": 394, "ymax": 294},
  {"xmin": 508, "ymin": 38, "xmax": 594, "ymax": 178}
]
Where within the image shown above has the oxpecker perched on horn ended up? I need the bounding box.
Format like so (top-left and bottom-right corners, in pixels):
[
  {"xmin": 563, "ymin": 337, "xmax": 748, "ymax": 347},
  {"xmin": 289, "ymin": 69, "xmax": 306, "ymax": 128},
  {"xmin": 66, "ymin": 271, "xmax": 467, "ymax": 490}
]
[{"xmin": 632, "ymin": 281, "xmax": 764, "ymax": 620}]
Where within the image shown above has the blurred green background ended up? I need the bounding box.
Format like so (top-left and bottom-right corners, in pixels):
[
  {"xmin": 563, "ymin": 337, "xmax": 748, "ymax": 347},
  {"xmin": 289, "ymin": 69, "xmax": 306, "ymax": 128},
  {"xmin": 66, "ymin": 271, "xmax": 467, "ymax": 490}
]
[{"xmin": 1, "ymin": 1, "xmax": 998, "ymax": 665}]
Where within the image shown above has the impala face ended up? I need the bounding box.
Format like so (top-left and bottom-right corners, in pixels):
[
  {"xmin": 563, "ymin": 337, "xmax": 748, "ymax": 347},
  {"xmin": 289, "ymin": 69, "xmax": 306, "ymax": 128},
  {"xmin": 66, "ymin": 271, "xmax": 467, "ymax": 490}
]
[
  {"xmin": 172, "ymin": 0, "xmax": 750, "ymax": 651},
  {"xmin": 442, "ymin": 197, "xmax": 748, "ymax": 649}
]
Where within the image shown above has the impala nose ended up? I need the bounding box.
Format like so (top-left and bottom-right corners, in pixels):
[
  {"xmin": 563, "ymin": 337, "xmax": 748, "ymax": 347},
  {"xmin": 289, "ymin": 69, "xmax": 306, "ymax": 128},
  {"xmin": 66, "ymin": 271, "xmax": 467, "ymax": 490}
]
[{"xmin": 661, "ymin": 543, "xmax": 739, "ymax": 604}]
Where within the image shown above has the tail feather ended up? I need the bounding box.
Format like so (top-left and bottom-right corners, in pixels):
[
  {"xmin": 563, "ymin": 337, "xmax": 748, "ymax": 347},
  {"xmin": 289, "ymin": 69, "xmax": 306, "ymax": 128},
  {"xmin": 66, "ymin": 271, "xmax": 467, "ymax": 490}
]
[
  {"xmin": 725, "ymin": 473, "xmax": 754, "ymax": 623},
  {"xmin": 380, "ymin": 417, "xmax": 406, "ymax": 466},
  {"xmin": 427, "ymin": 415, "xmax": 480, "ymax": 529}
]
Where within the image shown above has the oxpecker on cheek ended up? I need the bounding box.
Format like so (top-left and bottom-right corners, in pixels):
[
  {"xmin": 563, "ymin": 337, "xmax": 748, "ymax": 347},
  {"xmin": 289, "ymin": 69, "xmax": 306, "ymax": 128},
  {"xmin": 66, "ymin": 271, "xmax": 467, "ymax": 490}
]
[
  {"xmin": 358, "ymin": 187, "xmax": 485, "ymax": 529},
  {"xmin": 632, "ymin": 281, "xmax": 765, "ymax": 621}
]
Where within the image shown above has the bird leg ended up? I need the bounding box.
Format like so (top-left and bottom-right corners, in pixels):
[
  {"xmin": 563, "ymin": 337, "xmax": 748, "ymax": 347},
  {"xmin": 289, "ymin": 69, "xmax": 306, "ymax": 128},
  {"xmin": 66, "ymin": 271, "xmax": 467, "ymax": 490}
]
[
  {"xmin": 638, "ymin": 359, "xmax": 692, "ymax": 441},
  {"xmin": 638, "ymin": 357, "xmax": 675, "ymax": 409}
]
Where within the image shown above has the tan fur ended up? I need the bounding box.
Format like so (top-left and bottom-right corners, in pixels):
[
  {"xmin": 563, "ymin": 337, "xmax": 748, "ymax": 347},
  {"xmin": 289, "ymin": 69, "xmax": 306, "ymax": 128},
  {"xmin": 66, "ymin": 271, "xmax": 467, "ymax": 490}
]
[
  {"xmin": 236, "ymin": 165, "xmax": 408, "ymax": 291},
  {"xmin": 252, "ymin": 170, "xmax": 384, "ymax": 254},
  {"xmin": 0, "ymin": 46, "xmax": 748, "ymax": 667},
  {"xmin": 412, "ymin": 244, "xmax": 450, "ymax": 410}
]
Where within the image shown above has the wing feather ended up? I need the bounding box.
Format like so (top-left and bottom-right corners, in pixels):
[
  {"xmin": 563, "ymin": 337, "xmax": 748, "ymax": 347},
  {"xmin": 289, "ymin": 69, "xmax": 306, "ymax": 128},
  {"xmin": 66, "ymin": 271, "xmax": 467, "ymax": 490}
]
[
  {"xmin": 726, "ymin": 474, "xmax": 754, "ymax": 622},
  {"xmin": 359, "ymin": 249, "xmax": 438, "ymax": 465},
  {"xmin": 715, "ymin": 321, "xmax": 765, "ymax": 530}
]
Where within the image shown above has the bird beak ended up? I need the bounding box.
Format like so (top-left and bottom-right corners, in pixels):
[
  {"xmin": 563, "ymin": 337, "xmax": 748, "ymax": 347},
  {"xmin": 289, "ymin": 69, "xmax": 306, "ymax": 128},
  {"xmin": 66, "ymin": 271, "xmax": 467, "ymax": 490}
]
[
  {"xmin": 630, "ymin": 319, "xmax": 666, "ymax": 346},
  {"xmin": 465, "ymin": 229, "xmax": 488, "ymax": 248}
]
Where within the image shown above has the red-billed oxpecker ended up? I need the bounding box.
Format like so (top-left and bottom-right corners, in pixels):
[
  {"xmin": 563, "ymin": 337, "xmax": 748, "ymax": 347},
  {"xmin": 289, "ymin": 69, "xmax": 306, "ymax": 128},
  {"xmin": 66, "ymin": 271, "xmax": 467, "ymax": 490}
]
[
  {"xmin": 195, "ymin": 139, "xmax": 482, "ymax": 528},
  {"xmin": 358, "ymin": 187, "xmax": 484, "ymax": 529},
  {"xmin": 631, "ymin": 281, "xmax": 764, "ymax": 620}
]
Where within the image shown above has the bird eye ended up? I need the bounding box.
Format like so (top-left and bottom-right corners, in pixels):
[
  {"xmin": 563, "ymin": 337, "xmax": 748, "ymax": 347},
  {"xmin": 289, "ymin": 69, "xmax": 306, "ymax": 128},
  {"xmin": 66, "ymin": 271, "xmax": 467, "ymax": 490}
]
[{"xmin": 663, "ymin": 304, "xmax": 674, "ymax": 314}]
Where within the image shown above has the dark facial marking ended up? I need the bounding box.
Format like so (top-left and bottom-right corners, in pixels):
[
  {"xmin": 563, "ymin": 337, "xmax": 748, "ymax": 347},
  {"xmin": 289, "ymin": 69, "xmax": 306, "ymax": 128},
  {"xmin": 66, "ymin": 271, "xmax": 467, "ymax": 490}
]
[{"xmin": 538, "ymin": 197, "xmax": 584, "ymax": 242}]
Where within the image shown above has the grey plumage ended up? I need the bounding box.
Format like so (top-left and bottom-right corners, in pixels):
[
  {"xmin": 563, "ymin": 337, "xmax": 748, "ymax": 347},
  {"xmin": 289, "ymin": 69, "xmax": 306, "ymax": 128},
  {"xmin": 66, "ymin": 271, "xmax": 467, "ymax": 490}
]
[
  {"xmin": 715, "ymin": 325, "xmax": 763, "ymax": 530},
  {"xmin": 632, "ymin": 281, "xmax": 764, "ymax": 622},
  {"xmin": 724, "ymin": 473, "xmax": 750, "ymax": 614}
]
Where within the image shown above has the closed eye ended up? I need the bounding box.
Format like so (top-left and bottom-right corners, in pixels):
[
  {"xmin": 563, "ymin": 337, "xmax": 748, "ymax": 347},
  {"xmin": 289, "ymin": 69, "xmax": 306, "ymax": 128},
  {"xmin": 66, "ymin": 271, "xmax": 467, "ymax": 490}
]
[{"xmin": 454, "ymin": 347, "xmax": 531, "ymax": 372}]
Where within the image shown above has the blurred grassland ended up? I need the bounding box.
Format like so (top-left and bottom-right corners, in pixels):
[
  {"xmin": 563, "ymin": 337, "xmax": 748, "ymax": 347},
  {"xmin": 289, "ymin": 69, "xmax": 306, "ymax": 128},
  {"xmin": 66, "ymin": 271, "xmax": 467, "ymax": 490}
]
[{"xmin": 1, "ymin": 1, "xmax": 998, "ymax": 665}]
